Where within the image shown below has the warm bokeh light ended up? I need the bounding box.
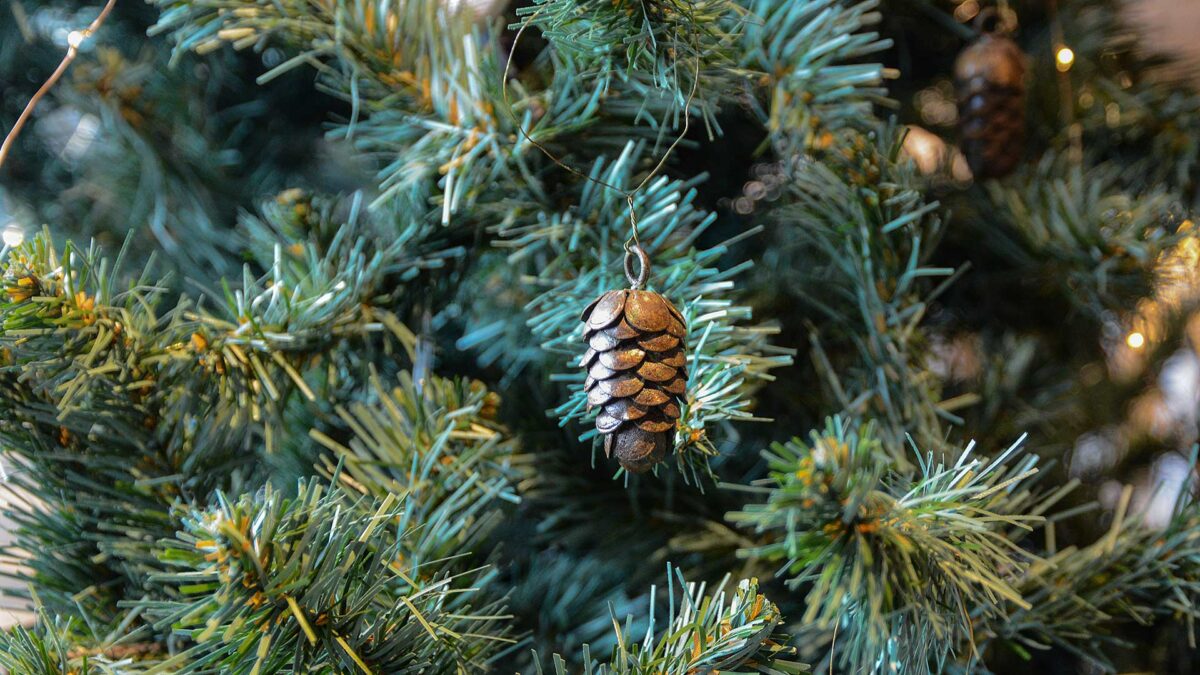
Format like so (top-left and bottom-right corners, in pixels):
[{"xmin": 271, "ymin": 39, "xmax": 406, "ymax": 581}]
[
  {"xmin": 901, "ymin": 125, "xmax": 943, "ymax": 175},
  {"xmin": 1056, "ymin": 46, "xmax": 1075, "ymax": 72},
  {"xmin": 1126, "ymin": 331, "xmax": 1146, "ymax": 349},
  {"xmin": 953, "ymin": 0, "xmax": 980, "ymax": 23}
]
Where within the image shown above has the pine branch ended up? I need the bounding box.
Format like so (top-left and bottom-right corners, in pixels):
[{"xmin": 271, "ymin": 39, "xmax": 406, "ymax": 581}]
[
  {"xmin": 1, "ymin": 192, "xmax": 449, "ymax": 453},
  {"xmin": 727, "ymin": 418, "xmax": 1070, "ymax": 673},
  {"xmin": 737, "ymin": 0, "xmax": 893, "ymax": 155},
  {"xmin": 0, "ymin": 386, "xmax": 254, "ymax": 625},
  {"xmin": 981, "ymin": 152, "xmax": 1185, "ymax": 319},
  {"xmin": 147, "ymin": 0, "xmax": 666, "ymax": 230},
  {"xmin": 537, "ymin": 567, "xmax": 806, "ymax": 674},
  {"xmin": 310, "ymin": 370, "xmax": 529, "ymax": 566},
  {"xmin": 187, "ymin": 192, "xmax": 455, "ymax": 434},
  {"xmin": 146, "ymin": 0, "xmax": 899, "ymax": 234},
  {"xmin": 0, "ymin": 232, "xmax": 244, "ymax": 624},
  {"xmin": 982, "ymin": 455, "xmax": 1200, "ymax": 671},
  {"xmin": 0, "ymin": 198, "xmax": 454, "ymax": 622},
  {"xmin": 519, "ymin": 0, "xmax": 742, "ymax": 129},
  {"xmin": 0, "ymin": 615, "xmax": 128, "ymax": 675},
  {"xmin": 0, "ymin": 216, "xmax": 524, "ymax": 665},
  {"xmin": 145, "ymin": 478, "xmax": 513, "ymax": 673},
  {"xmin": 763, "ymin": 123, "xmax": 952, "ymax": 454},
  {"xmin": 0, "ymin": 609, "xmax": 165, "ymax": 674},
  {"xmin": 148, "ymin": 0, "xmax": 568, "ymax": 223}
]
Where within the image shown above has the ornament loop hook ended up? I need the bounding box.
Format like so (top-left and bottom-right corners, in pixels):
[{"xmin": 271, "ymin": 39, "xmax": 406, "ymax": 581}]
[
  {"xmin": 624, "ymin": 244, "xmax": 650, "ymax": 290},
  {"xmin": 974, "ymin": 6, "xmax": 1017, "ymax": 36}
]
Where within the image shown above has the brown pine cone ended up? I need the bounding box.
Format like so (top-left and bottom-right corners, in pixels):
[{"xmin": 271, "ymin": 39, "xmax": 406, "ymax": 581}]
[
  {"xmin": 580, "ymin": 288, "xmax": 688, "ymax": 473},
  {"xmin": 955, "ymin": 32, "xmax": 1026, "ymax": 179}
]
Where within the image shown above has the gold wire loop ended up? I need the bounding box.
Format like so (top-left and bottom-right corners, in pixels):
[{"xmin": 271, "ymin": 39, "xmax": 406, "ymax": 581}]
[
  {"xmin": 974, "ymin": 5, "xmax": 1018, "ymax": 35},
  {"xmin": 624, "ymin": 243, "xmax": 651, "ymax": 290},
  {"xmin": 500, "ymin": 9, "xmax": 699, "ymax": 285}
]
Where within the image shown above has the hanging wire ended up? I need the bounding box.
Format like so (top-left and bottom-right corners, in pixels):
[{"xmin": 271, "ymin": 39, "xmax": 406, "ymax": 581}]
[
  {"xmin": 0, "ymin": 0, "xmax": 119, "ymax": 170},
  {"xmin": 500, "ymin": 7, "xmax": 700, "ymax": 273}
]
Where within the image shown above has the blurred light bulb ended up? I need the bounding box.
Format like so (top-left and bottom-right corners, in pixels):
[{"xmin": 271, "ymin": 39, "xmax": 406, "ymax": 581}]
[
  {"xmin": 953, "ymin": 0, "xmax": 980, "ymax": 22},
  {"xmin": 1056, "ymin": 46, "xmax": 1075, "ymax": 72},
  {"xmin": 2, "ymin": 224, "xmax": 24, "ymax": 248},
  {"xmin": 67, "ymin": 31, "xmax": 85, "ymax": 49},
  {"xmin": 901, "ymin": 125, "xmax": 943, "ymax": 175},
  {"xmin": 1126, "ymin": 331, "xmax": 1146, "ymax": 350}
]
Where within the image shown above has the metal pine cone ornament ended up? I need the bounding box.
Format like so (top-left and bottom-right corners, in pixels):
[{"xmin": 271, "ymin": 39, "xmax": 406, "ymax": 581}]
[
  {"xmin": 955, "ymin": 19, "xmax": 1026, "ymax": 180},
  {"xmin": 579, "ymin": 245, "xmax": 687, "ymax": 473}
]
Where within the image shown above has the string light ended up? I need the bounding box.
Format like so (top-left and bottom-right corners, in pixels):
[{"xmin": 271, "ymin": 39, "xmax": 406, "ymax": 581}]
[
  {"xmin": 1055, "ymin": 46, "xmax": 1075, "ymax": 72},
  {"xmin": 1, "ymin": 223, "xmax": 24, "ymax": 248},
  {"xmin": 1126, "ymin": 331, "xmax": 1146, "ymax": 350},
  {"xmin": 0, "ymin": 0, "xmax": 117, "ymax": 170}
]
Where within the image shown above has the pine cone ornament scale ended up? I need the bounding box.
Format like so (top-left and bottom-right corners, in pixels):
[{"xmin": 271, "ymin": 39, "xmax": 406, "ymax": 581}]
[
  {"xmin": 580, "ymin": 247, "xmax": 687, "ymax": 473},
  {"xmin": 955, "ymin": 25, "xmax": 1026, "ymax": 179}
]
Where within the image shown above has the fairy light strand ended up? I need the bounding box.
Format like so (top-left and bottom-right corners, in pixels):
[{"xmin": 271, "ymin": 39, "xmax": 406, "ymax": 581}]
[{"xmin": 0, "ymin": 0, "xmax": 118, "ymax": 170}]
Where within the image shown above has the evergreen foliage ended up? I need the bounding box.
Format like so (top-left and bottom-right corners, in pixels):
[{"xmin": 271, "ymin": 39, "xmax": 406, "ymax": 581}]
[
  {"xmin": 1, "ymin": 0, "xmax": 1198, "ymax": 673},
  {"xmin": 147, "ymin": 480, "xmax": 510, "ymax": 673},
  {"xmin": 729, "ymin": 420, "xmax": 1066, "ymax": 672}
]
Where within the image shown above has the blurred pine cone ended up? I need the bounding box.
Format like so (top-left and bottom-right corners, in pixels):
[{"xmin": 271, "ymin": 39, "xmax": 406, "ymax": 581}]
[{"xmin": 955, "ymin": 32, "xmax": 1026, "ymax": 179}]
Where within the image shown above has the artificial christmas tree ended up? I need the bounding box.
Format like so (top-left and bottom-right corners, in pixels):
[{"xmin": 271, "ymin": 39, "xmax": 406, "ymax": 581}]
[{"xmin": 0, "ymin": 0, "xmax": 1198, "ymax": 673}]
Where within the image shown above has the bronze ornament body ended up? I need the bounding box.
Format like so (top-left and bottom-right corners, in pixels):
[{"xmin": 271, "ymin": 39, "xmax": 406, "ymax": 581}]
[{"xmin": 580, "ymin": 277, "xmax": 688, "ymax": 473}]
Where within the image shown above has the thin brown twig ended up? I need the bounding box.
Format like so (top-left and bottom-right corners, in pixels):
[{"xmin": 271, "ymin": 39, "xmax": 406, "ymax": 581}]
[{"xmin": 0, "ymin": 0, "xmax": 119, "ymax": 170}]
